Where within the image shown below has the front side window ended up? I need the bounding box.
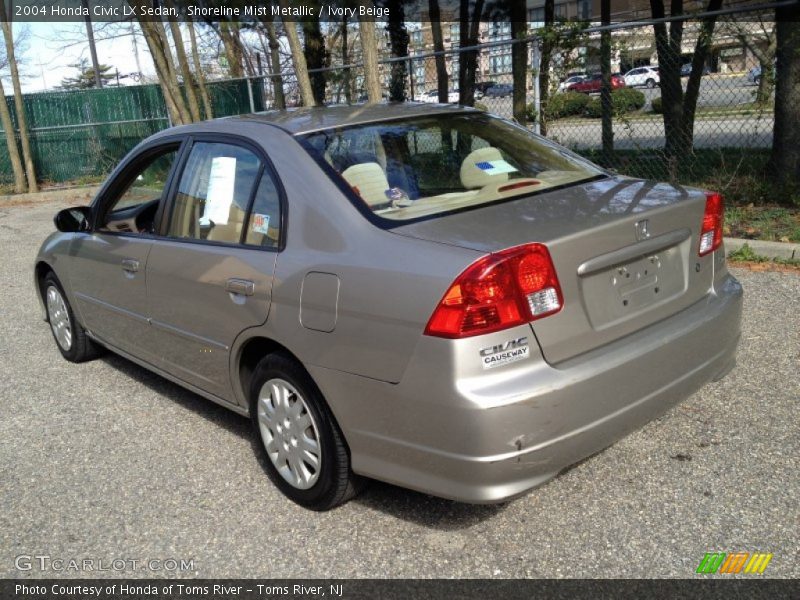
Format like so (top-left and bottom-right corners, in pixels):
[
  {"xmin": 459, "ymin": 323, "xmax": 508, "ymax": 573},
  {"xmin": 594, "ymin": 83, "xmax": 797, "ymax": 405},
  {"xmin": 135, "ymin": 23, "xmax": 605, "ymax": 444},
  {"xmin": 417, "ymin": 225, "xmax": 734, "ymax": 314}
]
[
  {"xmin": 100, "ymin": 147, "xmax": 178, "ymax": 234},
  {"xmin": 301, "ymin": 113, "xmax": 604, "ymax": 223},
  {"xmin": 167, "ymin": 142, "xmax": 262, "ymax": 244}
]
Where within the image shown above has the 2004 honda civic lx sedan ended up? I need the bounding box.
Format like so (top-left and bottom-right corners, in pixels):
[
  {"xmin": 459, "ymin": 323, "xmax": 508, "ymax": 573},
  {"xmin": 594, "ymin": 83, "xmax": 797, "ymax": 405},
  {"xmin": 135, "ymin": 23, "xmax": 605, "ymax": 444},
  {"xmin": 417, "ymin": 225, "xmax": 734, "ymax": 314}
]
[{"xmin": 35, "ymin": 103, "xmax": 742, "ymax": 510}]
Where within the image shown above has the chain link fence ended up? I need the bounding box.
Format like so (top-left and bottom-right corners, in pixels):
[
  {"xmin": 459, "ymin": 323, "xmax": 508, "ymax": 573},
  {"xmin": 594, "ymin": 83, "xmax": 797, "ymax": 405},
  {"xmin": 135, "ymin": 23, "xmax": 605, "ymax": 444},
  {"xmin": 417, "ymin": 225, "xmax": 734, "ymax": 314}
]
[{"xmin": 0, "ymin": 6, "xmax": 792, "ymax": 202}]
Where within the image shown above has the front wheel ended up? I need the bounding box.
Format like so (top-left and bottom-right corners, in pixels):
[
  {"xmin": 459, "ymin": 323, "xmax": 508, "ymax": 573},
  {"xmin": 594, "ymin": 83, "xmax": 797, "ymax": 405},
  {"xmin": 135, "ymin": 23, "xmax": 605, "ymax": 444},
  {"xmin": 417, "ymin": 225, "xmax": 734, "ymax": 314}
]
[
  {"xmin": 646, "ymin": 78, "xmax": 656, "ymax": 89},
  {"xmin": 43, "ymin": 273, "xmax": 101, "ymax": 363},
  {"xmin": 250, "ymin": 354, "xmax": 363, "ymax": 510}
]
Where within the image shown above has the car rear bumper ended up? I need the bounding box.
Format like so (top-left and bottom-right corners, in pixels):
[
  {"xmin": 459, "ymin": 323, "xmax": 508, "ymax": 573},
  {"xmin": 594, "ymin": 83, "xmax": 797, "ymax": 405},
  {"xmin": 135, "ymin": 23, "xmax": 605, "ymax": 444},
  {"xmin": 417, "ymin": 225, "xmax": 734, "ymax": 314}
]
[{"xmin": 310, "ymin": 273, "xmax": 743, "ymax": 503}]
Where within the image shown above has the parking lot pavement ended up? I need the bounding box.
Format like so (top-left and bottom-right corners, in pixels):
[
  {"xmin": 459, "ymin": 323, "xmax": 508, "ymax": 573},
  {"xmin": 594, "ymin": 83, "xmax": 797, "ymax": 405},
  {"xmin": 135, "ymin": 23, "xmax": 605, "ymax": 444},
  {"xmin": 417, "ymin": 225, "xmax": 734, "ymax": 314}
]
[{"xmin": 1, "ymin": 199, "xmax": 797, "ymax": 579}]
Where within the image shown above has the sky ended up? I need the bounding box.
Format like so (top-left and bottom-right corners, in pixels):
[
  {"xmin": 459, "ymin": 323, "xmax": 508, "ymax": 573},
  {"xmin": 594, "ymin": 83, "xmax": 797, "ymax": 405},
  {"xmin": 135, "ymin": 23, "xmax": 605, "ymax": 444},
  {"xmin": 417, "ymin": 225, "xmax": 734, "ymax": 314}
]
[{"xmin": 11, "ymin": 21, "xmax": 154, "ymax": 93}]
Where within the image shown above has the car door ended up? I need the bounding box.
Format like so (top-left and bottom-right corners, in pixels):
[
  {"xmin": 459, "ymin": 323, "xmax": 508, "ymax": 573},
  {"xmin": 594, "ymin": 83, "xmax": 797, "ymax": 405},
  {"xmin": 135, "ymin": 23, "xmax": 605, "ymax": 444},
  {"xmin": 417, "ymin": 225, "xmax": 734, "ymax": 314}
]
[
  {"xmin": 68, "ymin": 141, "xmax": 183, "ymax": 364},
  {"xmin": 145, "ymin": 137, "xmax": 282, "ymax": 401}
]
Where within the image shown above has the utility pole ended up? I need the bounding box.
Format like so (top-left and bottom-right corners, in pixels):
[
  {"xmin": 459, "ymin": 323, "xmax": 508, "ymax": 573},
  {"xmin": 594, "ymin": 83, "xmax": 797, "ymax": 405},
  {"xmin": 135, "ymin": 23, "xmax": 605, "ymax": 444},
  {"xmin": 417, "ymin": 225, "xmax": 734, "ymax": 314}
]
[{"xmin": 81, "ymin": 0, "xmax": 103, "ymax": 88}]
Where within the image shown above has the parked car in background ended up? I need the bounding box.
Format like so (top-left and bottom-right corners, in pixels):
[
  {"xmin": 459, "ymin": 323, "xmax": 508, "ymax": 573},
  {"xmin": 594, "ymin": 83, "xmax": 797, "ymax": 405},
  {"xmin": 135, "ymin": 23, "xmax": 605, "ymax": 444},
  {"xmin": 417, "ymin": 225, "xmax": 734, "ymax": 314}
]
[
  {"xmin": 483, "ymin": 83, "xmax": 514, "ymax": 98},
  {"xmin": 36, "ymin": 103, "xmax": 742, "ymax": 510},
  {"xmin": 623, "ymin": 66, "xmax": 660, "ymax": 88},
  {"xmin": 557, "ymin": 75, "xmax": 587, "ymax": 93},
  {"xmin": 680, "ymin": 63, "xmax": 711, "ymax": 77},
  {"xmin": 567, "ymin": 73, "xmax": 626, "ymax": 94},
  {"xmin": 418, "ymin": 89, "xmax": 460, "ymax": 103}
]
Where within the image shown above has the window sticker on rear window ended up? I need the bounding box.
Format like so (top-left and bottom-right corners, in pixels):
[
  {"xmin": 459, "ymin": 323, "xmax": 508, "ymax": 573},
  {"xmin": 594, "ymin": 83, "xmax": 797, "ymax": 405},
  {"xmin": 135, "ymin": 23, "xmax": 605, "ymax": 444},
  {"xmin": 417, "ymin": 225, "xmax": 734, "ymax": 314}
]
[
  {"xmin": 475, "ymin": 160, "xmax": 518, "ymax": 175},
  {"xmin": 201, "ymin": 156, "xmax": 237, "ymax": 226},
  {"xmin": 251, "ymin": 213, "xmax": 270, "ymax": 235}
]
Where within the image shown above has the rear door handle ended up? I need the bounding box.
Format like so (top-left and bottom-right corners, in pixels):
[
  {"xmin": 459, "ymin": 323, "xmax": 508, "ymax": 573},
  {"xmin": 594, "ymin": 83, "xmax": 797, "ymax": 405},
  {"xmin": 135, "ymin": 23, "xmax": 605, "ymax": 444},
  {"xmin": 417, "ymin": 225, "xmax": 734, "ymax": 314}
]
[
  {"xmin": 226, "ymin": 278, "xmax": 255, "ymax": 296},
  {"xmin": 121, "ymin": 258, "xmax": 140, "ymax": 273}
]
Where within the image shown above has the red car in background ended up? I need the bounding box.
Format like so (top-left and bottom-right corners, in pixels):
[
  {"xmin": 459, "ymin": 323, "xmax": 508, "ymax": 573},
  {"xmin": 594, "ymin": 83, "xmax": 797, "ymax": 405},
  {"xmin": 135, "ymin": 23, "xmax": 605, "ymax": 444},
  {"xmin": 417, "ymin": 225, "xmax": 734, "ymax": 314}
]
[{"xmin": 567, "ymin": 73, "xmax": 626, "ymax": 93}]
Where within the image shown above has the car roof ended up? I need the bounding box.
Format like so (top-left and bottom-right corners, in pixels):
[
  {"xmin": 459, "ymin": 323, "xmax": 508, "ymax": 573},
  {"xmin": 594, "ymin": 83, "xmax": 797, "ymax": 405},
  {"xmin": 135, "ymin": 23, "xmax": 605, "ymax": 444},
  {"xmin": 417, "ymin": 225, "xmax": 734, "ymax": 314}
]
[{"xmin": 229, "ymin": 102, "xmax": 476, "ymax": 136}]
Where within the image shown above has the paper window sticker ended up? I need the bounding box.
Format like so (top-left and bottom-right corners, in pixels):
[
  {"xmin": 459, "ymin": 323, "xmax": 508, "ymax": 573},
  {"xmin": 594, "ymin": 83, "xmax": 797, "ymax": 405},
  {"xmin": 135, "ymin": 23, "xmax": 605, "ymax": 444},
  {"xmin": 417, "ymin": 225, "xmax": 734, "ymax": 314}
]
[
  {"xmin": 251, "ymin": 213, "xmax": 270, "ymax": 235},
  {"xmin": 202, "ymin": 156, "xmax": 237, "ymax": 225},
  {"xmin": 475, "ymin": 160, "xmax": 519, "ymax": 175}
]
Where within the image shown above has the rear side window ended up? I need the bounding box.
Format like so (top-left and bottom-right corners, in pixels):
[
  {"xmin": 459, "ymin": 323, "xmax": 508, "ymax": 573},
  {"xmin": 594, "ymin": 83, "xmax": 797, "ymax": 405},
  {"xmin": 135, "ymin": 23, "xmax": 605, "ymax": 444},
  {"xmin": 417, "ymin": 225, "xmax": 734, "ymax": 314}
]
[
  {"xmin": 244, "ymin": 174, "xmax": 282, "ymax": 248},
  {"xmin": 167, "ymin": 142, "xmax": 261, "ymax": 244}
]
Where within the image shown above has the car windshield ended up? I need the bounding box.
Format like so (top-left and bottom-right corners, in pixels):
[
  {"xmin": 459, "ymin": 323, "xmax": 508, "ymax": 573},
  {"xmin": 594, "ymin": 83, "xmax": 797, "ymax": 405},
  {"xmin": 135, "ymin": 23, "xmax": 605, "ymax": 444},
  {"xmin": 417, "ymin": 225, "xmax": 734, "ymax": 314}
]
[{"xmin": 300, "ymin": 113, "xmax": 605, "ymax": 222}]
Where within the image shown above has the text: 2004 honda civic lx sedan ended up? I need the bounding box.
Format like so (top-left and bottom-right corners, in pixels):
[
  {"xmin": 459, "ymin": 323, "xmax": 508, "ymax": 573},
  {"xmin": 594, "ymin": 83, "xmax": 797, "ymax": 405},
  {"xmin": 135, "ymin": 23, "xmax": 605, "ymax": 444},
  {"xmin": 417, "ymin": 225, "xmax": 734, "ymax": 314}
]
[{"xmin": 35, "ymin": 104, "xmax": 742, "ymax": 510}]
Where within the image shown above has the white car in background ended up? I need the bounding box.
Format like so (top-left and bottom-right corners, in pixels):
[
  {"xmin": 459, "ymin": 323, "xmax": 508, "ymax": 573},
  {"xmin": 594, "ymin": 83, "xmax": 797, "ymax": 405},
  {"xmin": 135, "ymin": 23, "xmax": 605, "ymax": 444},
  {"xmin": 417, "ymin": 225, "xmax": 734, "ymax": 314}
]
[
  {"xmin": 417, "ymin": 89, "xmax": 460, "ymax": 103},
  {"xmin": 624, "ymin": 66, "xmax": 660, "ymax": 88}
]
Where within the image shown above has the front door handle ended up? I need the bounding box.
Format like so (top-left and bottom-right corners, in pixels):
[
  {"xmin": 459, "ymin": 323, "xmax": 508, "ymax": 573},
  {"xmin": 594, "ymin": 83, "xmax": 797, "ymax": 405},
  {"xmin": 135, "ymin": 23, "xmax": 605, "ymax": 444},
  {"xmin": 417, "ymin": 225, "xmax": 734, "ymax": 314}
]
[
  {"xmin": 121, "ymin": 258, "xmax": 140, "ymax": 273},
  {"xmin": 226, "ymin": 278, "xmax": 255, "ymax": 296}
]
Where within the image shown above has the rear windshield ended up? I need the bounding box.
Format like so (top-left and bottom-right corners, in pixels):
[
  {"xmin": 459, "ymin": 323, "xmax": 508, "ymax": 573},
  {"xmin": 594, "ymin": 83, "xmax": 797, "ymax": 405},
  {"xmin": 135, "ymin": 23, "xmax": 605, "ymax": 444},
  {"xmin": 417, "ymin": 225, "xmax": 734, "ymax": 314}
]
[{"xmin": 299, "ymin": 112, "xmax": 604, "ymax": 222}]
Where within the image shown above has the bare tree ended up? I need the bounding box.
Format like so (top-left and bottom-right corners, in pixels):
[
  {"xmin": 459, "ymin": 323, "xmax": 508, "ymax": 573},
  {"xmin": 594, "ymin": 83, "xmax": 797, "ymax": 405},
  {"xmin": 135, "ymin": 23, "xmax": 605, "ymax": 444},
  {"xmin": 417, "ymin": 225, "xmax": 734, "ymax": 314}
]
[
  {"xmin": 386, "ymin": 0, "xmax": 409, "ymax": 102},
  {"xmin": 0, "ymin": 76, "xmax": 25, "ymax": 193},
  {"xmin": 303, "ymin": 15, "xmax": 328, "ymax": 104},
  {"xmin": 457, "ymin": 0, "xmax": 484, "ymax": 107},
  {"xmin": 538, "ymin": 0, "xmax": 555, "ymax": 135},
  {"xmin": 768, "ymin": 4, "xmax": 800, "ymax": 187},
  {"xmin": 163, "ymin": 4, "xmax": 201, "ymax": 121},
  {"xmin": 650, "ymin": 0, "xmax": 723, "ymax": 177},
  {"xmin": 359, "ymin": 8, "xmax": 382, "ymax": 103},
  {"xmin": 0, "ymin": 1, "xmax": 36, "ymax": 192},
  {"xmin": 261, "ymin": 16, "xmax": 286, "ymax": 109},
  {"xmin": 428, "ymin": 1, "xmax": 448, "ymax": 103},
  {"xmin": 137, "ymin": 18, "xmax": 192, "ymax": 124},
  {"xmin": 187, "ymin": 20, "xmax": 213, "ymax": 119},
  {"xmin": 723, "ymin": 16, "xmax": 776, "ymax": 105},
  {"xmin": 510, "ymin": 3, "xmax": 528, "ymax": 124},
  {"xmin": 279, "ymin": 3, "xmax": 315, "ymax": 106}
]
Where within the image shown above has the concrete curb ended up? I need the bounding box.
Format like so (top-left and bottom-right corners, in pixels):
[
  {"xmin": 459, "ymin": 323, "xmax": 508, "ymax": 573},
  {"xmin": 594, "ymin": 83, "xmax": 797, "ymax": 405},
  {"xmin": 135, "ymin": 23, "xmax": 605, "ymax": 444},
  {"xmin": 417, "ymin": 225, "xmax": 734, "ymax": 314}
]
[{"xmin": 725, "ymin": 237, "xmax": 799, "ymax": 260}]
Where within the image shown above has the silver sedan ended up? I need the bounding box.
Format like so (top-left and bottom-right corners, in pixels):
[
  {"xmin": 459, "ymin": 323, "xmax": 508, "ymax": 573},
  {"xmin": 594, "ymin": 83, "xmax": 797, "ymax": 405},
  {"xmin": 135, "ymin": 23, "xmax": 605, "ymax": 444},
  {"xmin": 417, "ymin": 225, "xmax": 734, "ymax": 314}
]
[{"xmin": 35, "ymin": 104, "xmax": 742, "ymax": 510}]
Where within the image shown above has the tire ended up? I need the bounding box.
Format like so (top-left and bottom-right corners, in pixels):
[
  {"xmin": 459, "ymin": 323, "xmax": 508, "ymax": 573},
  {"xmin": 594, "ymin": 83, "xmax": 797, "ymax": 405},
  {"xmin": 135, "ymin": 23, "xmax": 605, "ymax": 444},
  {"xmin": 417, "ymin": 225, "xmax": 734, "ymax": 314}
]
[
  {"xmin": 250, "ymin": 353, "xmax": 363, "ymax": 510},
  {"xmin": 646, "ymin": 78, "xmax": 656, "ymax": 89},
  {"xmin": 42, "ymin": 272, "xmax": 101, "ymax": 363}
]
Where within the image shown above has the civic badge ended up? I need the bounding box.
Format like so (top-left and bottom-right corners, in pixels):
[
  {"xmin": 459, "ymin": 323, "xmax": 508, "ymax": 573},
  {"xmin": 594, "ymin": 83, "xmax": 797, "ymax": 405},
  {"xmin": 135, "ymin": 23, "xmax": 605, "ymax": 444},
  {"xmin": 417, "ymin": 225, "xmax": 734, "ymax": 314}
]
[{"xmin": 635, "ymin": 219, "xmax": 650, "ymax": 241}]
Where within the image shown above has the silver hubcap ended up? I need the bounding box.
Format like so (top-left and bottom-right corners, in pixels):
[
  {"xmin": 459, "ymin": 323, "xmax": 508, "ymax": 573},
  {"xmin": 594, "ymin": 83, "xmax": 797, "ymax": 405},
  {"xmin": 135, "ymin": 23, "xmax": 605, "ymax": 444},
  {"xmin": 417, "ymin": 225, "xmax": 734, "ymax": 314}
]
[
  {"xmin": 46, "ymin": 286, "xmax": 72, "ymax": 351},
  {"xmin": 257, "ymin": 378, "xmax": 321, "ymax": 490}
]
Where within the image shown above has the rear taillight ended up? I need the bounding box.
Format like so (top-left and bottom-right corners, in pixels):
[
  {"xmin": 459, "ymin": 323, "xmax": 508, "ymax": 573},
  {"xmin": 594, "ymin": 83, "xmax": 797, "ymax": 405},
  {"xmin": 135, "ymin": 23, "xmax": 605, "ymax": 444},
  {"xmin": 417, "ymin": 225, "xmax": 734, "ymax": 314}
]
[
  {"xmin": 698, "ymin": 192, "xmax": 724, "ymax": 256},
  {"xmin": 424, "ymin": 243, "xmax": 563, "ymax": 339}
]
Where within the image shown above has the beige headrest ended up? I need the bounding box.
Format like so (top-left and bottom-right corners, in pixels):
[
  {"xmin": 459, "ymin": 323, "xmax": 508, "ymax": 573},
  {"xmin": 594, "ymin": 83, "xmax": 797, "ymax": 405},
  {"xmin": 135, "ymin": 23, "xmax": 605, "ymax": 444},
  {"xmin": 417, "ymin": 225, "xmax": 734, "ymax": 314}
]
[
  {"xmin": 342, "ymin": 162, "xmax": 390, "ymax": 207},
  {"xmin": 460, "ymin": 147, "xmax": 509, "ymax": 189}
]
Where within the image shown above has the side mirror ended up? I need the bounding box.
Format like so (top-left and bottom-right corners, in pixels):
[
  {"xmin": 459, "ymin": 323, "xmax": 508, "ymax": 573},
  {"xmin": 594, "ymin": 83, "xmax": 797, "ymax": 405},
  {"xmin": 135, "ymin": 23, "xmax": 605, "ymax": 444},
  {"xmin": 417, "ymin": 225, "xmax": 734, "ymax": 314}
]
[{"xmin": 54, "ymin": 206, "xmax": 91, "ymax": 233}]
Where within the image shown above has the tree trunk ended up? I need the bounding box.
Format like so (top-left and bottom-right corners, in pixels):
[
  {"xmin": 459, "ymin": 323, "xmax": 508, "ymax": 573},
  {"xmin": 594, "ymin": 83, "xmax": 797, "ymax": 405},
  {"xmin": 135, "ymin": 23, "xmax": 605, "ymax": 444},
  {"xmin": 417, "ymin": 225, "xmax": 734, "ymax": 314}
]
[
  {"xmin": 768, "ymin": 8, "xmax": 800, "ymax": 187},
  {"xmin": 387, "ymin": 0, "xmax": 409, "ymax": 102},
  {"xmin": 680, "ymin": 0, "xmax": 722, "ymax": 155},
  {"xmin": 358, "ymin": 9, "xmax": 382, "ymax": 104},
  {"xmin": 755, "ymin": 60, "xmax": 774, "ymax": 105},
  {"xmin": 80, "ymin": 0, "xmax": 103, "ymax": 89},
  {"xmin": 458, "ymin": 0, "xmax": 484, "ymax": 108},
  {"xmin": 0, "ymin": 77, "xmax": 25, "ymax": 193},
  {"xmin": 303, "ymin": 17, "xmax": 327, "ymax": 105},
  {"xmin": 0, "ymin": 9, "xmax": 37, "ymax": 192},
  {"xmin": 600, "ymin": 0, "xmax": 613, "ymax": 163},
  {"xmin": 341, "ymin": 17, "xmax": 352, "ymax": 104},
  {"xmin": 428, "ymin": 0, "xmax": 448, "ymax": 103},
  {"xmin": 279, "ymin": 4, "xmax": 315, "ymax": 107},
  {"xmin": 164, "ymin": 7, "xmax": 201, "ymax": 122},
  {"xmin": 218, "ymin": 20, "xmax": 245, "ymax": 78},
  {"xmin": 138, "ymin": 19, "xmax": 191, "ymax": 125},
  {"xmin": 538, "ymin": 0, "xmax": 554, "ymax": 136},
  {"xmin": 188, "ymin": 20, "xmax": 213, "ymax": 119},
  {"xmin": 263, "ymin": 17, "xmax": 286, "ymax": 109},
  {"xmin": 511, "ymin": 3, "xmax": 528, "ymax": 125}
]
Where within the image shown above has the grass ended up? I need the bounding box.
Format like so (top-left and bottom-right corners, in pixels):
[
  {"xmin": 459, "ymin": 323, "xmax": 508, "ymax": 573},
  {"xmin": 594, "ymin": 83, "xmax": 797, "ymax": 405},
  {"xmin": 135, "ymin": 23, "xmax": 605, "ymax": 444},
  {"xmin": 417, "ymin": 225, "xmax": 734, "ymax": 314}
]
[
  {"xmin": 728, "ymin": 242, "xmax": 800, "ymax": 269},
  {"xmin": 725, "ymin": 206, "xmax": 800, "ymax": 243}
]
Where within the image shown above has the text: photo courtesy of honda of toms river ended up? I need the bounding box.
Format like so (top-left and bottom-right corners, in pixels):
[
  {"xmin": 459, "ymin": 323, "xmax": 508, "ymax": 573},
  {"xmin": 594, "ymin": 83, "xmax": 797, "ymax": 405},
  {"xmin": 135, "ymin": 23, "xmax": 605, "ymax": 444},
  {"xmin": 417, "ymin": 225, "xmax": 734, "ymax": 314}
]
[{"xmin": 35, "ymin": 104, "xmax": 742, "ymax": 510}]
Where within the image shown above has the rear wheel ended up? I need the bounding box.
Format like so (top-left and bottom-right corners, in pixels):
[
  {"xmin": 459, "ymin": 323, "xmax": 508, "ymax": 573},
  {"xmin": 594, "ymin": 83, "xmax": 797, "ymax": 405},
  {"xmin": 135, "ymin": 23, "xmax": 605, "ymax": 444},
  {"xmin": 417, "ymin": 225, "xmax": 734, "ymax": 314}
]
[
  {"xmin": 43, "ymin": 272, "xmax": 101, "ymax": 363},
  {"xmin": 250, "ymin": 353, "xmax": 363, "ymax": 510}
]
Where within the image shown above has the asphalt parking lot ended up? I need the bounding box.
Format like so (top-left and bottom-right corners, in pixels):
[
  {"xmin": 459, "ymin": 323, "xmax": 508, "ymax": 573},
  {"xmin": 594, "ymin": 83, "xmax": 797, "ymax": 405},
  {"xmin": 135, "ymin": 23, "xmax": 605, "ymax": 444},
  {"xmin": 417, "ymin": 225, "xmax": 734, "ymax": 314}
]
[{"xmin": 1, "ymin": 198, "xmax": 798, "ymax": 579}]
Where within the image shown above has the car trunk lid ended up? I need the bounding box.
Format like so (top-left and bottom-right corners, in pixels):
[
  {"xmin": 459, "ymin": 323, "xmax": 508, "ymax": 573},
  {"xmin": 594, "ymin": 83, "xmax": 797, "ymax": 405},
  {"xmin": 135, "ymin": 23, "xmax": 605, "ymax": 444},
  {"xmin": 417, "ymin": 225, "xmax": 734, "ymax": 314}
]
[{"xmin": 392, "ymin": 176, "xmax": 714, "ymax": 364}]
